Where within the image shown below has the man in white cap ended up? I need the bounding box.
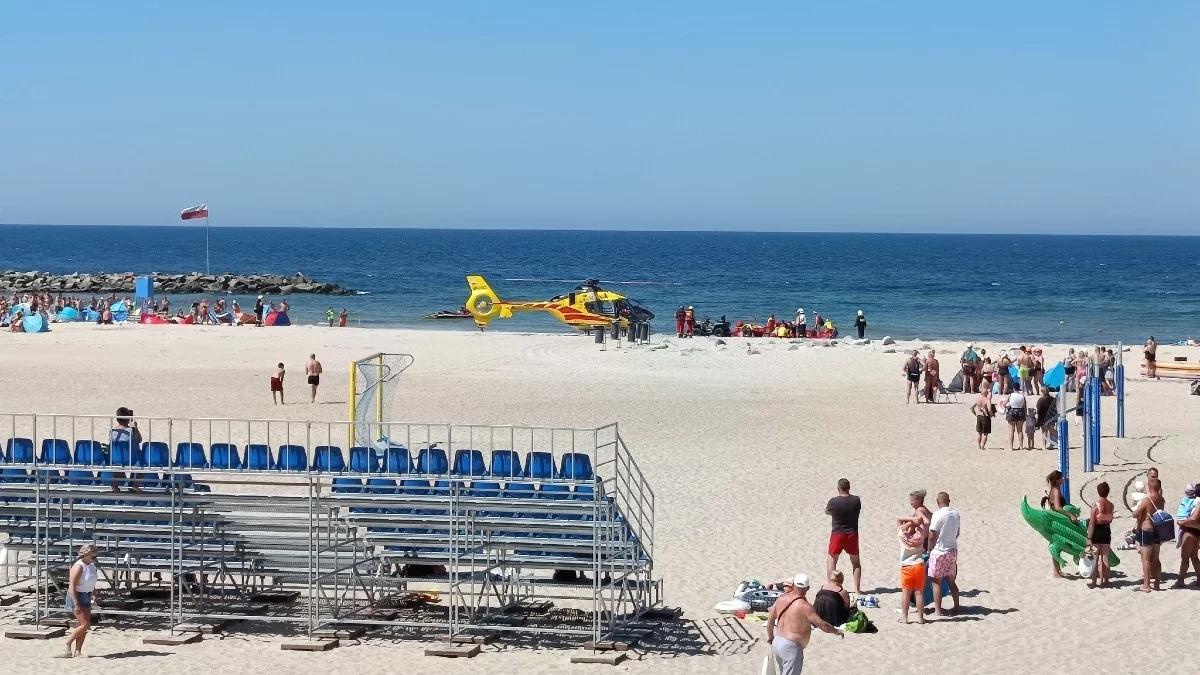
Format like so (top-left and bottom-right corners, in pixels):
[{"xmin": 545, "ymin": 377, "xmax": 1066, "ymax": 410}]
[
  {"xmin": 766, "ymin": 573, "xmax": 843, "ymax": 673},
  {"xmin": 854, "ymin": 310, "xmax": 867, "ymax": 339},
  {"xmin": 254, "ymin": 294, "xmax": 265, "ymax": 326},
  {"xmin": 795, "ymin": 308, "xmax": 806, "ymax": 339}
]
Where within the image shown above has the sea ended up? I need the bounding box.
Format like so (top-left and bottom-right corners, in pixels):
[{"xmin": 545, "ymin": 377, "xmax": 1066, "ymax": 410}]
[{"xmin": 2, "ymin": 225, "xmax": 1197, "ymax": 344}]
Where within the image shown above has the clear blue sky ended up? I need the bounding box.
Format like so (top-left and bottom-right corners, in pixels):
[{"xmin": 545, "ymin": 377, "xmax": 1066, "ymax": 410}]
[{"xmin": 2, "ymin": 2, "xmax": 1198, "ymax": 233}]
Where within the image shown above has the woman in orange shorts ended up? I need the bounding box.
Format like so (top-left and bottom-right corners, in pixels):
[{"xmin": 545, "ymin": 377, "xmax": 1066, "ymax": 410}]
[{"xmin": 897, "ymin": 489, "xmax": 931, "ymax": 624}]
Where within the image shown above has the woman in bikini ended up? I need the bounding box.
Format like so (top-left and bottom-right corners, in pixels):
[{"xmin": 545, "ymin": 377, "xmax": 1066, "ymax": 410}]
[
  {"xmin": 1087, "ymin": 481, "xmax": 1115, "ymax": 588},
  {"xmin": 1132, "ymin": 478, "xmax": 1165, "ymax": 592},
  {"xmin": 1042, "ymin": 470, "xmax": 1076, "ymax": 578}
]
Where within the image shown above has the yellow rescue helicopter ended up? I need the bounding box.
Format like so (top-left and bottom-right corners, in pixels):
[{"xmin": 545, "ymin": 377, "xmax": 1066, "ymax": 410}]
[{"xmin": 464, "ymin": 276, "xmax": 654, "ymax": 330}]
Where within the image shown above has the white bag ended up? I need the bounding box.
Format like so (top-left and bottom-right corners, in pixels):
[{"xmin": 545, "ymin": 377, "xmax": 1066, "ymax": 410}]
[
  {"xmin": 1078, "ymin": 553, "xmax": 1096, "ymax": 577},
  {"xmin": 760, "ymin": 650, "xmax": 778, "ymax": 675}
]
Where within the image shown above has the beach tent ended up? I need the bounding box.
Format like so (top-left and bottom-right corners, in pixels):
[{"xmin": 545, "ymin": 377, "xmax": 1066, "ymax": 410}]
[
  {"xmin": 82, "ymin": 308, "xmax": 100, "ymax": 322},
  {"xmin": 139, "ymin": 313, "xmax": 169, "ymax": 325},
  {"xmin": 947, "ymin": 369, "xmax": 965, "ymax": 393},
  {"xmin": 58, "ymin": 306, "xmax": 79, "ymax": 322},
  {"xmin": 1008, "ymin": 364, "xmax": 1020, "ymax": 382},
  {"xmin": 111, "ymin": 301, "xmax": 128, "ymax": 322},
  {"xmin": 8, "ymin": 303, "xmax": 30, "ymax": 317},
  {"xmin": 264, "ymin": 310, "xmax": 291, "ymax": 327},
  {"xmin": 22, "ymin": 313, "xmax": 50, "ymax": 333}
]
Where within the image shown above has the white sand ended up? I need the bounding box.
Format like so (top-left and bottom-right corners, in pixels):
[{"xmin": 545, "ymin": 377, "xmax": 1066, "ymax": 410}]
[{"xmin": 1, "ymin": 323, "xmax": 1197, "ymax": 674}]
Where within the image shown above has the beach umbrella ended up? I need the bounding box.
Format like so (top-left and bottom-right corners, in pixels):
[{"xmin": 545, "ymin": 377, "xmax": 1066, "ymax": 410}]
[{"xmin": 1043, "ymin": 363, "xmax": 1066, "ymax": 389}]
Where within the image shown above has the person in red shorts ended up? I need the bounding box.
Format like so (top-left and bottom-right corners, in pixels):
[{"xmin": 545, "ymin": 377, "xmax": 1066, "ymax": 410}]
[{"xmin": 825, "ymin": 478, "xmax": 863, "ymax": 594}]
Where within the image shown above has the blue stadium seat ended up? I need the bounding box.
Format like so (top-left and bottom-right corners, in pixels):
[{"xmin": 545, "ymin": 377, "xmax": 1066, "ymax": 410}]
[
  {"xmin": 416, "ymin": 447, "xmax": 448, "ymax": 474},
  {"xmin": 381, "ymin": 446, "xmax": 411, "ymax": 473},
  {"xmin": 66, "ymin": 469, "xmax": 96, "ymax": 485},
  {"xmin": 504, "ymin": 481, "xmax": 536, "ymax": 499},
  {"xmin": 400, "ymin": 479, "xmax": 431, "ymax": 495},
  {"xmin": 74, "ymin": 440, "xmax": 108, "ymax": 466},
  {"xmin": 349, "ymin": 446, "xmax": 380, "ymax": 473},
  {"xmin": 33, "ymin": 468, "xmax": 62, "ymax": 483},
  {"xmin": 0, "ymin": 468, "xmax": 28, "ymax": 482},
  {"xmin": 130, "ymin": 472, "xmax": 162, "ymax": 489},
  {"xmin": 470, "ymin": 480, "xmax": 502, "ymax": 497},
  {"xmin": 142, "ymin": 442, "xmax": 170, "ymax": 468},
  {"xmin": 539, "ymin": 484, "xmax": 571, "ymax": 499},
  {"xmin": 276, "ymin": 445, "xmax": 307, "ymax": 471},
  {"xmin": 524, "ymin": 452, "xmax": 556, "ymax": 479},
  {"xmin": 4, "ymin": 438, "xmax": 34, "ymax": 463},
  {"xmin": 572, "ymin": 484, "xmax": 597, "ymax": 500},
  {"xmin": 313, "ymin": 446, "xmax": 346, "ymax": 472},
  {"xmin": 97, "ymin": 470, "xmax": 120, "ymax": 485},
  {"xmin": 246, "ymin": 444, "xmax": 274, "ymax": 470},
  {"xmin": 109, "ymin": 441, "xmax": 144, "ymax": 467},
  {"xmin": 332, "ymin": 477, "xmax": 363, "ymax": 493},
  {"xmin": 174, "ymin": 443, "xmax": 208, "ymax": 468},
  {"xmin": 558, "ymin": 453, "xmax": 594, "ymax": 481},
  {"xmin": 489, "ymin": 450, "xmax": 522, "ymax": 479},
  {"xmin": 39, "ymin": 439, "xmax": 72, "ymax": 464},
  {"xmin": 451, "ymin": 449, "xmax": 487, "ymax": 477},
  {"xmin": 366, "ymin": 477, "xmax": 398, "ymax": 494},
  {"xmin": 210, "ymin": 443, "xmax": 243, "ymax": 469}
]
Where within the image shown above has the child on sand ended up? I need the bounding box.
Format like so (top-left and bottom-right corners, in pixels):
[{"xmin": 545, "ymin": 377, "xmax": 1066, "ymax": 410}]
[{"xmin": 271, "ymin": 363, "xmax": 285, "ymax": 404}]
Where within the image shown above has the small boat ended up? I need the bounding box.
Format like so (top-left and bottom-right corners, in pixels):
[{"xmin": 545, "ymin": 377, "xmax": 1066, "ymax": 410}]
[{"xmin": 422, "ymin": 309, "xmax": 474, "ymax": 320}]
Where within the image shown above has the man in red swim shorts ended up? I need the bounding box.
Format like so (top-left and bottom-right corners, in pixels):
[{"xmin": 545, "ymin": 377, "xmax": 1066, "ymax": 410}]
[{"xmin": 825, "ymin": 478, "xmax": 863, "ymax": 594}]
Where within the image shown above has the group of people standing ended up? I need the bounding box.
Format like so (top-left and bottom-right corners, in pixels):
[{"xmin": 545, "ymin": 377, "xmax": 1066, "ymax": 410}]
[{"xmin": 1043, "ymin": 468, "xmax": 1200, "ymax": 593}]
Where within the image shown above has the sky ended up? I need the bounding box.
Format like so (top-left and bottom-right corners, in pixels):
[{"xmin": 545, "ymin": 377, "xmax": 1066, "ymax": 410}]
[{"xmin": 1, "ymin": 2, "xmax": 1198, "ymax": 233}]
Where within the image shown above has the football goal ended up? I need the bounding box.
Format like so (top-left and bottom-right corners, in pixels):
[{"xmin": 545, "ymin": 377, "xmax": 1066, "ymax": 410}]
[{"xmin": 348, "ymin": 352, "xmax": 415, "ymax": 448}]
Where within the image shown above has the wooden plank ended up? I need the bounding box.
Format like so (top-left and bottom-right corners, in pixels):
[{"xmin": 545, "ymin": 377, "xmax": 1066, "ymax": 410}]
[
  {"xmin": 281, "ymin": 638, "xmax": 339, "ymax": 652},
  {"xmin": 223, "ymin": 603, "xmax": 268, "ymax": 615},
  {"xmin": 130, "ymin": 587, "xmax": 171, "ymax": 600},
  {"xmin": 0, "ymin": 594, "xmax": 21, "ymax": 606},
  {"xmin": 40, "ymin": 617, "xmax": 76, "ymax": 628},
  {"xmin": 143, "ymin": 631, "xmax": 202, "ymax": 646},
  {"xmin": 571, "ymin": 652, "xmax": 628, "ymax": 666},
  {"xmin": 5, "ymin": 627, "xmax": 66, "ymax": 640},
  {"xmin": 424, "ymin": 644, "xmax": 480, "ymax": 658},
  {"xmin": 362, "ymin": 607, "xmax": 398, "ymax": 621}
]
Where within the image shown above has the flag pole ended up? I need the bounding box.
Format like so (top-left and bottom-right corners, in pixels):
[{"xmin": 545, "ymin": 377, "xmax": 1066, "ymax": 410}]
[{"xmin": 205, "ymin": 209, "xmax": 211, "ymax": 274}]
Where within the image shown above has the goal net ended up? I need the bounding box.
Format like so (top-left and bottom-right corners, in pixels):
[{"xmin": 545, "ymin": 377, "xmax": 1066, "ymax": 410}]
[{"xmin": 349, "ymin": 353, "xmax": 414, "ymax": 448}]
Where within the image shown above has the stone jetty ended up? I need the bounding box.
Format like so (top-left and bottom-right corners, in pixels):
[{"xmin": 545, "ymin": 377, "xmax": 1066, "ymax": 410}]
[{"xmin": 0, "ymin": 271, "xmax": 355, "ymax": 295}]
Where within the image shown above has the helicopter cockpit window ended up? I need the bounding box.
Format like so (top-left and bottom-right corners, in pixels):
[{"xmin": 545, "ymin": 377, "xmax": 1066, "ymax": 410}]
[{"xmin": 585, "ymin": 301, "xmax": 615, "ymax": 316}]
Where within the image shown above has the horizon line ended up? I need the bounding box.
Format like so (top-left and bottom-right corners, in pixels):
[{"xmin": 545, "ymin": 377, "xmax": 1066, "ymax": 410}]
[{"xmin": 2, "ymin": 222, "xmax": 1198, "ymax": 238}]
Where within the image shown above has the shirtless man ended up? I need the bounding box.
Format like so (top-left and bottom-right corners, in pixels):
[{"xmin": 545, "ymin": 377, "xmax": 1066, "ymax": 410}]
[
  {"xmin": 1016, "ymin": 346, "xmax": 1034, "ymax": 396},
  {"xmin": 924, "ymin": 350, "xmax": 940, "ymax": 403},
  {"xmin": 305, "ymin": 354, "xmax": 323, "ymax": 403},
  {"xmin": 1144, "ymin": 336, "xmax": 1158, "ymax": 380},
  {"xmin": 766, "ymin": 574, "xmax": 843, "ymax": 674},
  {"xmin": 998, "ymin": 352, "xmax": 1012, "ymax": 395}
]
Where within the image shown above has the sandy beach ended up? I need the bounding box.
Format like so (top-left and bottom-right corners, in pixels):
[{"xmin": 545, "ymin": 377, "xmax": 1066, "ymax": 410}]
[{"xmin": 1, "ymin": 323, "xmax": 1198, "ymax": 674}]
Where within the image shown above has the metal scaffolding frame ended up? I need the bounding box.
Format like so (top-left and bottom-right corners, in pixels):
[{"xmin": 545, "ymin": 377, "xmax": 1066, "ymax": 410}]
[{"xmin": 0, "ymin": 413, "xmax": 659, "ymax": 644}]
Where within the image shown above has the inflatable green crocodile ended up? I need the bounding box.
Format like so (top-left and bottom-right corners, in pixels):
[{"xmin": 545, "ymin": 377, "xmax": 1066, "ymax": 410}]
[{"xmin": 1020, "ymin": 496, "xmax": 1120, "ymax": 568}]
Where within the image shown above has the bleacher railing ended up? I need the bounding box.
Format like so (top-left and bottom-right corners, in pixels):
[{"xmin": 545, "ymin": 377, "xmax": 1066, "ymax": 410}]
[{"xmin": 0, "ymin": 412, "xmax": 660, "ymax": 643}]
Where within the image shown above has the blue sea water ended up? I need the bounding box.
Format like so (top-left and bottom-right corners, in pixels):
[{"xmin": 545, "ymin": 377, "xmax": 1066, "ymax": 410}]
[{"xmin": 2, "ymin": 225, "xmax": 1198, "ymax": 343}]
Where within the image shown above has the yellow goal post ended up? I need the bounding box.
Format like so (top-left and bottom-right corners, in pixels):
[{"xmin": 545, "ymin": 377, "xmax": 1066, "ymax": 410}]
[{"xmin": 348, "ymin": 352, "xmax": 414, "ymax": 448}]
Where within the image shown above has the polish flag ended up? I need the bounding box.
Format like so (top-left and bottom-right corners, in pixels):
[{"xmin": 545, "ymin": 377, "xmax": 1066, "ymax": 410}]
[{"xmin": 180, "ymin": 204, "xmax": 209, "ymax": 220}]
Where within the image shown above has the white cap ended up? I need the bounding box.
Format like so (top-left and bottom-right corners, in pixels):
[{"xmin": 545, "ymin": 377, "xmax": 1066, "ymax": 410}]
[
  {"xmin": 797, "ymin": 308, "xmax": 803, "ymax": 313},
  {"xmin": 790, "ymin": 573, "xmax": 810, "ymax": 589},
  {"xmin": 857, "ymin": 310, "xmax": 863, "ymax": 316}
]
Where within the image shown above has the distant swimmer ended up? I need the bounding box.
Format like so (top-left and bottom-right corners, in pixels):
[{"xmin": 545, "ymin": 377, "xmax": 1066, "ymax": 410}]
[
  {"xmin": 339, "ymin": 308, "xmax": 348, "ymax": 327},
  {"xmin": 795, "ymin": 308, "xmax": 806, "ymax": 339},
  {"xmin": 684, "ymin": 306, "xmax": 695, "ymax": 337},
  {"xmin": 674, "ymin": 306, "xmax": 686, "ymax": 338},
  {"xmin": 326, "ymin": 306, "xmax": 336, "ymax": 327}
]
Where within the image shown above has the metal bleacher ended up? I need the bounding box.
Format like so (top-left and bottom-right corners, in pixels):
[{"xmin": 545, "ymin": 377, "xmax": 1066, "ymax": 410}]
[{"xmin": 0, "ymin": 414, "xmax": 659, "ymax": 644}]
